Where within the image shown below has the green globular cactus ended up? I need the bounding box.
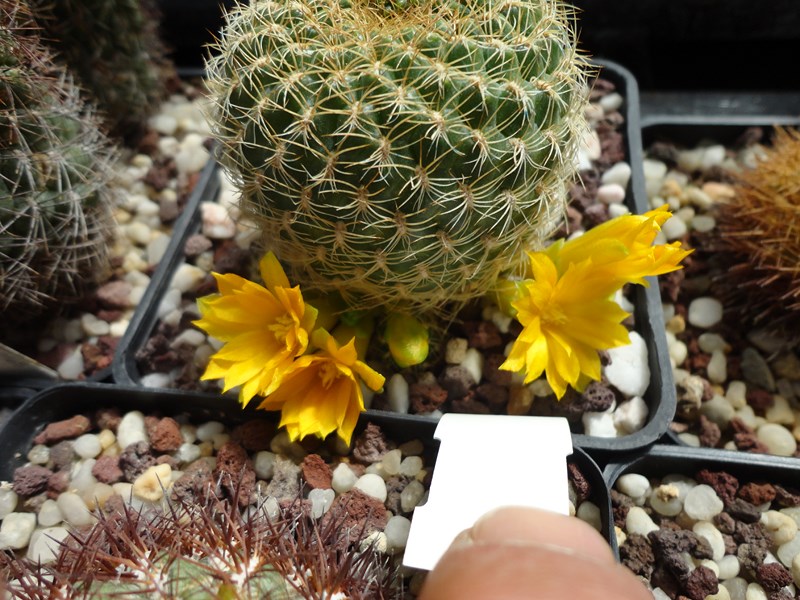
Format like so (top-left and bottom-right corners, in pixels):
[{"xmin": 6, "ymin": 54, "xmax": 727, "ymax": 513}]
[
  {"xmin": 0, "ymin": 1, "xmax": 117, "ymax": 319},
  {"xmin": 206, "ymin": 0, "xmax": 590, "ymax": 314},
  {"xmin": 28, "ymin": 0, "xmax": 173, "ymax": 141}
]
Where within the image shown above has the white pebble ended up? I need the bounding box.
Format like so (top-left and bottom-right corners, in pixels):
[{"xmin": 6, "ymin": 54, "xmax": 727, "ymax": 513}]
[
  {"xmin": 601, "ymin": 162, "xmax": 632, "ymax": 188},
  {"xmin": 254, "ymin": 451, "xmax": 277, "ymax": 480},
  {"xmin": 699, "ymin": 333, "xmax": 728, "ymax": 353},
  {"xmin": 599, "ymin": 92, "xmax": 623, "ymax": 112},
  {"xmin": 700, "ymin": 395, "xmax": 735, "ymax": 428},
  {"xmin": 0, "ymin": 484, "xmax": 18, "ymax": 519},
  {"xmin": 625, "ymin": 506, "xmax": 659, "ymax": 536},
  {"xmin": 126, "ymin": 221, "xmax": 152, "ymax": 245},
  {"xmin": 201, "ymin": 202, "xmax": 236, "ymax": 239},
  {"xmin": 717, "ymin": 554, "xmax": 741, "ymax": 580},
  {"xmin": 117, "ymin": 410, "xmax": 148, "ymax": 449},
  {"xmin": 27, "ymin": 444, "xmax": 50, "ymax": 465},
  {"xmin": 360, "ymin": 530, "xmax": 388, "ymax": 554},
  {"xmin": 37, "ymin": 499, "xmax": 63, "ymax": 527},
  {"xmin": 693, "ymin": 521, "xmax": 725, "ymax": 560},
  {"xmin": 460, "ymin": 348, "xmax": 484, "ymax": 384},
  {"xmin": 387, "ymin": 374, "xmax": 410, "ymax": 414},
  {"xmin": 616, "ymin": 473, "xmax": 651, "ymax": 504},
  {"xmin": 132, "ymin": 464, "xmax": 173, "ymax": 502},
  {"xmin": 73, "ymin": 434, "xmax": 102, "ymax": 459},
  {"xmin": 613, "ymin": 396, "xmax": 649, "ymax": 434},
  {"xmin": 171, "ymin": 263, "xmax": 207, "ymax": 294},
  {"xmin": 175, "ymin": 443, "xmax": 202, "ymax": 465},
  {"xmin": 582, "ymin": 409, "xmax": 617, "ymax": 438},
  {"xmin": 171, "ymin": 328, "xmax": 207, "ymax": 349},
  {"xmin": 691, "ymin": 214, "xmax": 717, "ymax": 232},
  {"xmin": 576, "ymin": 501, "xmax": 602, "ymax": 532},
  {"xmin": 385, "ymin": 515, "xmax": 412, "ymax": 552},
  {"xmin": 382, "ymin": 449, "xmax": 402, "ymax": 476},
  {"xmin": 0, "ymin": 512, "xmax": 37, "ymax": 550},
  {"xmin": 661, "ymin": 215, "xmax": 688, "ymax": 240},
  {"xmin": 146, "ymin": 234, "xmax": 171, "ymax": 265},
  {"xmin": 649, "ymin": 484, "xmax": 683, "ymax": 517},
  {"xmin": 56, "ymin": 492, "xmax": 95, "ymax": 527},
  {"xmin": 353, "ymin": 473, "xmax": 387, "ymax": 502},
  {"xmin": 683, "ymin": 485, "xmax": 724, "ymax": 521},
  {"xmin": 399, "ymin": 456, "xmax": 423, "ymax": 478},
  {"xmin": 757, "ymin": 423, "xmax": 797, "ymax": 456},
  {"xmin": 71, "ymin": 459, "xmax": 98, "ymax": 494},
  {"xmin": 27, "ymin": 526, "xmax": 70, "ymax": 563},
  {"xmin": 608, "ymin": 203, "xmax": 630, "ymax": 218},
  {"xmin": 688, "ymin": 297, "xmax": 724, "ymax": 328},
  {"xmin": 604, "ymin": 331, "xmax": 650, "ymax": 397},
  {"xmin": 707, "ymin": 349, "xmax": 728, "ymax": 384},
  {"xmin": 331, "ymin": 463, "xmax": 358, "ymax": 494},
  {"xmin": 308, "ymin": 488, "xmax": 336, "ymax": 519},
  {"xmin": 80, "ymin": 313, "xmax": 110, "ymax": 337},
  {"xmin": 766, "ymin": 395, "xmax": 795, "ymax": 426},
  {"xmin": 445, "ymin": 338, "xmax": 468, "ymax": 364},
  {"xmin": 175, "ymin": 136, "xmax": 210, "ymax": 175},
  {"xmin": 401, "ymin": 480, "xmax": 426, "ymax": 512},
  {"xmin": 141, "ymin": 372, "xmax": 174, "ymax": 388},
  {"xmin": 196, "ymin": 421, "xmax": 225, "ymax": 442},
  {"xmin": 745, "ymin": 582, "xmax": 767, "ymax": 600},
  {"xmin": 761, "ymin": 510, "xmax": 798, "ymax": 546},
  {"xmin": 793, "ymin": 553, "xmax": 800, "ymax": 586},
  {"xmin": 149, "ymin": 113, "xmax": 178, "ymax": 135},
  {"xmin": 723, "ymin": 578, "xmax": 748, "ymax": 600},
  {"xmin": 57, "ymin": 346, "xmax": 85, "ymax": 380},
  {"xmin": 777, "ymin": 531, "xmax": 800, "ymax": 567},
  {"xmin": 597, "ymin": 183, "xmax": 626, "ymax": 204}
]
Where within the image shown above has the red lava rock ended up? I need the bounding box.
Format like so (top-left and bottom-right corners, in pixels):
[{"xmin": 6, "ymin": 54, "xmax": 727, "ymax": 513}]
[
  {"xmin": 464, "ymin": 320, "xmax": 503, "ymax": 349},
  {"xmin": 47, "ymin": 471, "xmax": 69, "ymax": 498},
  {"xmin": 611, "ymin": 489, "xmax": 634, "ymax": 528},
  {"xmin": 95, "ymin": 280, "xmax": 132, "ymax": 309},
  {"xmin": 352, "ymin": 423, "xmax": 392, "ymax": 464},
  {"xmin": 48, "ymin": 441, "xmax": 76, "ymax": 471},
  {"xmin": 451, "ymin": 393, "xmax": 491, "ymax": 414},
  {"xmin": 214, "ymin": 442, "xmax": 256, "ymax": 507},
  {"xmin": 683, "ymin": 565, "xmax": 718, "ymax": 600},
  {"xmin": 95, "ymin": 408, "xmax": 122, "ymax": 432},
  {"xmin": 747, "ymin": 388, "xmax": 775, "ymax": 413},
  {"xmin": 713, "ymin": 512, "xmax": 737, "ymax": 535},
  {"xmin": 773, "ymin": 484, "xmax": 800, "ymax": 507},
  {"xmin": 567, "ymin": 462, "xmax": 592, "ymax": 503},
  {"xmin": 33, "ymin": 415, "xmax": 91, "ymax": 445},
  {"xmin": 482, "ymin": 353, "xmax": 513, "ymax": 386},
  {"xmin": 171, "ymin": 460, "xmax": 214, "ymax": 503},
  {"xmin": 118, "ymin": 441, "xmax": 157, "ymax": 481},
  {"xmin": 734, "ymin": 523, "xmax": 772, "ymax": 552},
  {"xmin": 301, "ymin": 454, "xmax": 332, "ymax": 490},
  {"xmin": 91, "ymin": 456, "xmax": 124, "ymax": 484},
  {"xmin": 322, "ymin": 488, "xmax": 389, "ymax": 548},
  {"xmin": 619, "ymin": 533, "xmax": 655, "ymax": 579},
  {"xmin": 184, "ymin": 233, "xmax": 213, "ymax": 258},
  {"xmin": 738, "ymin": 482, "xmax": 777, "ymax": 505},
  {"xmin": 13, "ymin": 465, "xmax": 52, "ymax": 496},
  {"xmin": 697, "ymin": 415, "xmax": 721, "ymax": 448},
  {"xmin": 696, "ymin": 469, "xmax": 739, "ymax": 504},
  {"xmin": 81, "ymin": 342, "xmax": 113, "ymax": 375},
  {"xmin": 410, "ymin": 382, "xmax": 448, "ymax": 413},
  {"xmin": 756, "ymin": 562, "xmax": 793, "ymax": 593},
  {"xmin": 264, "ymin": 456, "xmax": 301, "ymax": 501},
  {"xmin": 737, "ymin": 543, "xmax": 768, "ymax": 578},
  {"xmin": 649, "ymin": 529, "xmax": 713, "ymax": 562},
  {"xmin": 475, "ymin": 382, "xmax": 509, "ymax": 412},
  {"xmin": 149, "ymin": 417, "xmax": 183, "ymax": 453},
  {"xmin": 383, "ymin": 475, "xmax": 410, "ymax": 515},
  {"xmin": 438, "ymin": 365, "xmax": 476, "ymax": 400},
  {"xmin": 573, "ymin": 381, "xmax": 616, "ymax": 413},
  {"xmin": 231, "ymin": 420, "xmax": 275, "ymax": 452}
]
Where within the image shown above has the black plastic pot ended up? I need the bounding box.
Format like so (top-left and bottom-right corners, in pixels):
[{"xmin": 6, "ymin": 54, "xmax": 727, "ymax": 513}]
[
  {"xmin": 640, "ymin": 116, "xmax": 800, "ymax": 450},
  {"xmin": 0, "ymin": 382, "xmax": 613, "ymax": 550},
  {"xmin": 113, "ymin": 59, "xmax": 674, "ymax": 456},
  {"xmin": 604, "ymin": 444, "xmax": 800, "ymax": 560}
]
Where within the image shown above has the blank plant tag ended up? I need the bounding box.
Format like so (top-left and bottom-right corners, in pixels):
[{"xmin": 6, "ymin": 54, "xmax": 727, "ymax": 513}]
[{"xmin": 403, "ymin": 413, "xmax": 573, "ymax": 571}]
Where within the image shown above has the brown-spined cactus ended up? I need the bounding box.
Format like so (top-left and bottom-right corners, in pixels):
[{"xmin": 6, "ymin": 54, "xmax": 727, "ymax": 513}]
[
  {"xmin": 206, "ymin": 0, "xmax": 591, "ymax": 314},
  {"xmin": 28, "ymin": 0, "xmax": 173, "ymax": 141},
  {"xmin": 0, "ymin": 1, "xmax": 117, "ymax": 320}
]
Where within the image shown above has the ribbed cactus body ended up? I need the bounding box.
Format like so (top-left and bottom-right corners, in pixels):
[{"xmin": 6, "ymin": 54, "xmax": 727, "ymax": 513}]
[
  {"xmin": 28, "ymin": 0, "xmax": 170, "ymax": 140},
  {"xmin": 0, "ymin": 3, "xmax": 116, "ymax": 317},
  {"xmin": 207, "ymin": 0, "xmax": 589, "ymax": 312}
]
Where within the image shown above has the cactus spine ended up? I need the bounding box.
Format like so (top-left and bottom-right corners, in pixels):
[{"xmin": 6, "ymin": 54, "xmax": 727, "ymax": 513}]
[
  {"xmin": 206, "ymin": 0, "xmax": 590, "ymax": 314},
  {"xmin": 28, "ymin": 0, "xmax": 172, "ymax": 140},
  {"xmin": 0, "ymin": 1, "xmax": 117, "ymax": 319}
]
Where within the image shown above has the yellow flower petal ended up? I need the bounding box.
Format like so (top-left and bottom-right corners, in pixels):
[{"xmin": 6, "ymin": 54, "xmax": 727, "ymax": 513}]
[{"xmin": 259, "ymin": 251, "xmax": 291, "ymax": 294}]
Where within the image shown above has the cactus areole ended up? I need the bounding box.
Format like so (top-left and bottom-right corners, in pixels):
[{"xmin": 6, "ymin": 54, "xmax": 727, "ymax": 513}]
[{"xmin": 208, "ymin": 0, "xmax": 590, "ymax": 312}]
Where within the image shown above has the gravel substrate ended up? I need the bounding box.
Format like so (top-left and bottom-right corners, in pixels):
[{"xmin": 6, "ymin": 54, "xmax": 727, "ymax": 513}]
[
  {"xmin": 644, "ymin": 129, "xmax": 800, "ymax": 455},
  {"xmin": 0, "ymin": 81, "xmax": 214, "ymax": 382},
  {"xmin": 0, "ymin": 402, "xmax": 602, "ymax": 597},
  {"xmin": 614, "ymin": 464, "xmax": 800, "ymax": 600},
  {"xmin": 132, "ymin": 74, "xmax": 656, "ymax": 441}
]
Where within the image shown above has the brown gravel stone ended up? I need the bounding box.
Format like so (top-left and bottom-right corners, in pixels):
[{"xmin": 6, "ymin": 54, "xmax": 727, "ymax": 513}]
[
  {"xmin": 171, "ymin": 460, "xmax": 214, "ymax": 503},
  {"xmin": 230, "ymin": 420, "xmax": 274, "ymax": 452},
  {"xmin": 410, "ymin": 382, "xmax": 448, "ymax": 413},
  {"xmin": 184, "ymin": 234, "xmax": 213, "ymax": 258},
  {"xmin": 756, "ymin": 562, "xmax": 793, "ymax": 593},
  {"xmin": 118, "ymin": 441, "xmax": 157, "ymax": 481},
  {"xmin": 697, "ymin": 415, "xmax": 721, "ymax": 448},
  {"xmin": 301, "ymin": 454, "xmax": 332, "ymax": 490},
  {"xmin": 33, "ymin": 415, "xmax": 91, "ymax": 445},
  {"xmin": 48, "ymin": 441, "xmax": 75, "ymax": 471},
  {"xmin": 683, "ymin": 566, "xmax": 718, "ymax": 600},
  {"xmin": 322, "ymin": 488, "xmax": 389, "ymax": 548},
  {"xmin": 265, "ymin": 456, "xmax": 301, "ymax": 501},
  {"xmin": 738, "ymin": 482, "xmax": 777, "ymax": 505},
  {"xmin": 438, "ymin": 365, "xmax": 476, "ymax": 400},
  {"xmin": 696, "ymin": 469, "xmax": 739, "ymax": 504},
  {"xmin": 92, "ymin": 456, "xmax": 124, "ymax": 484},
  {"xmin": 611, "ymin": 489, "xmax": 634, "ymax": 528},
  {"xmin": 149, "ymin": 417, "xmax": 183, "ymax": 453},
  {"xmin": 737, "ymin": 543, "xmax": 768, "ymax": 578},
  {"xmin": 95, "ymin": 408, "xmax": 122, "ymax": 432},
  {"xmin": 475, "ymin": 382, "xmax": 509, "ymax": 413},
  {"xmin": 13, "ymin": 465, "xmax": 52, "ymax": 495},
  {"xmin": 773, "ymin": 484, "xmax": 800, "ymax": 507},
  {"xmin": 450, "ymin": 393, "xmax": 491, "ymax": 414},
  {"xmin": 713, "ymin": 512, "xmax": 737, "ymax": 535},
  {"xmin": 214, "ymin": 441, "xmax": 256, "ymax": 507},
  {"xmin": 384, "ymin": 476, "xmax": 410, "ymax": 515},
  {"xmin": 619, "ymin": 533, "xmax": 655, "ymax": 578},
  {"xmin": 47, "ymin": 471, "xmax": 69, "ymax": 498},
  {"xmin": 464, "ymin": 321, "xmax": 503, "ymax": 350},
  {"xmin": 352, "ymin": 423, "xmax": 392, "ymax": 464},
  {"xmin": 747, "ymin": 388, "xmax": 775, "ymax": 413},
  {"xmin": 95, "ymin": 280, "xmax": 132, "ymax": 309},
  {"xmin": 567, "ymin": 462, "xmax": 592, "ymax": 503},
  {"xmin": 482, "ymin": 353, "xmax": 513, "ymax": 386}
]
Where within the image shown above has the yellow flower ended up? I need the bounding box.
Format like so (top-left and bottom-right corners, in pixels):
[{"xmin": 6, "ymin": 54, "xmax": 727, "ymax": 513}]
[
  {"xmin": 546, "ymin": 205, "xmax": 692, "ymax": 289},
  {"xmin": 500, "ymin": 206, "xmax": 691, "ymax": 398},
  {"xmin": 193, "ymin": 252, "xmax": 317, "ymax": 407},
  {"xmin": 258, "ymin": 329, "xmax": 385, "ymax": 445},
  {"xmin": 500, "ymin": 253, "xmax": 631, "ymax": 398}
]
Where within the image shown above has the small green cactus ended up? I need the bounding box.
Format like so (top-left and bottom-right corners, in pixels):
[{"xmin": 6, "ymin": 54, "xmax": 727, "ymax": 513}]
[
  {"xmin": 0, "ymin": 1, "xmax": 117, "ymax": 319},
  {"xmin": 206, "ymin": 0, "xmax": 590, "ymax": 314},
  {"xmin": 28, "ymin": 0, "xmax": 173, "ymax": 140}
]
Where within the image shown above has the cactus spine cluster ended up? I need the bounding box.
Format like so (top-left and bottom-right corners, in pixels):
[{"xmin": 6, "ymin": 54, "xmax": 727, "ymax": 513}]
[
  {"xmin": 0, "ymin": 1, "xmax": 117, "ymax": 319},
  {"xmin": 28, "ymin": 0, "xmax": 172, "ymax": 140},
  {"xmin": 206, "ymin": 0, "xmax": 590, "ymax": 314},
  {"xmin": 712, "ymin": 126, "xmax": 800, "ymax": 339}
]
